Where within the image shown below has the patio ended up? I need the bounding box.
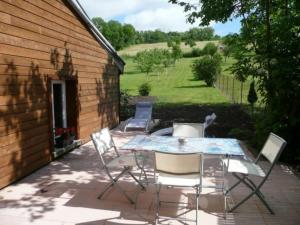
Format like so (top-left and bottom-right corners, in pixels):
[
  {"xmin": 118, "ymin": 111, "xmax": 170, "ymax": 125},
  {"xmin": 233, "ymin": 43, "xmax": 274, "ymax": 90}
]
[{"xmin": 0, "ymin": 132, "xmax": 299, "ymax": 225}]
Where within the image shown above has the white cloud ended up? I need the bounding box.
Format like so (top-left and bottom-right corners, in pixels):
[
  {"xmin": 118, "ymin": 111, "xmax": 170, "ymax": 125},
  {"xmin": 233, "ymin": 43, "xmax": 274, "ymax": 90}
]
[
  {"xmin": 77, "ymin": 0, "xmax": 172, "ymax": 20},
  {"xmin": 124, "ymin": 7, "xmax": 197, "ymax": 32},
  {"xmin": 77, "ymin": 0, "xmax": 140, "ymax": 20},
  {"xmin": 77, "ymin": 0, "xmax": 212, "ymax": 32}
]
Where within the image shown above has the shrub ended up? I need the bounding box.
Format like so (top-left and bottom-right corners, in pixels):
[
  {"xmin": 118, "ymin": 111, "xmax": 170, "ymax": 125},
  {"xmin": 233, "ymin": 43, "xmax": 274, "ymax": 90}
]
[
  {"xmin": 120, "ymin": 89, "xmax": 132, "ymax": 119},
  {"xmin": 228, "ymin": 128, "xmax": 253, "ymax": 141},
  {"xmin": 203, "ymin": 42, "xmax": 218, "ymax": 56},
  {"xmin": 171, "ymin": 44, "xmax": 182, "ymax": 61},
  {"xmin": 182, "ymin": 48, "xmax": 203, "ymax": 58},
  {"xmin": 247, "ymin": 81, "xmax": 258, "ymax": 115},
  {"xmin": 138, "ymin": 83, "xmax": 151, "ymax": 96},
  {"xmin": 182, "ymin": 51, "xmax": 193, "ymax": 58},
  {"xmin": 192, "ymin": 55, "xmax": 221, "ymax": 86},
  {"xmin": 212, "ymin": 52, "xmax": 223, "ymax": 64}
]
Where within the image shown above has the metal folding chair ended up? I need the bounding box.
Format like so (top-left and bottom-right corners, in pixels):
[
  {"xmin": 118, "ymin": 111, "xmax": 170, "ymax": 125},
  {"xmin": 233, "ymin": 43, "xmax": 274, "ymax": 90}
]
[
  {"xmin": 91, "ymin": 128, "xmax": 148, "ymax": 204},
  {"xmin": 203, "ymin": 113, "xmax": 217, "ymax": 130},
  {"xmin": 172, "ymin": 123, "xmax": 204, "ymax": 138},
  {"xmin": 223, "ymin": 133, "xmax": 287, "ymax": 214},
  {"xmin": 154, "ymin": 151, "xmax": 203, "ymax": 225}
]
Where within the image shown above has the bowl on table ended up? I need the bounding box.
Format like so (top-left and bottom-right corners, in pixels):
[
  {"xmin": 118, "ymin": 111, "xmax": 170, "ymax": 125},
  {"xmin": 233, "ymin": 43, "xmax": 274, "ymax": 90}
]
[{"xmin": 178, "ymin": 137, "xmax": 187, "ymax": 144}]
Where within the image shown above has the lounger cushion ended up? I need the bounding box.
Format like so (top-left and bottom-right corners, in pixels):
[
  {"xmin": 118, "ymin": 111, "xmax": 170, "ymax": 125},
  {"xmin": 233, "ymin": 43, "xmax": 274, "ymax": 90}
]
[{"xmin": 126, "ymin": 119, "xmax": 148, "ymax": 129}]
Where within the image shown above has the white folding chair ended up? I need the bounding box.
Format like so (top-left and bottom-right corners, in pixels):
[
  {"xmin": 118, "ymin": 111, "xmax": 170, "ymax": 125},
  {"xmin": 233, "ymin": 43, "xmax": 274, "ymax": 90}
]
[
  {"xmin": 203, "ymin": 113, "xmax": 217, "ymax": 130},
  {"xmin": 91, "ymin": 128, "xmax": 148, "ymax": 204},
  {"xmin": 154, "ymin": 151, "xmax": 203, "ymax": 225},
  {"xmin": 223, "ymin": 133, "xmax": 287, "ymax": 214},
  {"xmin": 150, "ymin": 127, "xmax": 173, "ymax": 136},
  {"xmin": 172, "ymin": 123, "xmax": 204, "ymax": 138}
]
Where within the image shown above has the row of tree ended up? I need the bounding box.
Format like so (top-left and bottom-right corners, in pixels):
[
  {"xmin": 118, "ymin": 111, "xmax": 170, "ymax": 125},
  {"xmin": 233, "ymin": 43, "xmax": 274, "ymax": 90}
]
[
  {"xmin": 92, "ymin": 17, "xmax": 219, "ymax": 50},
  {"xmin": 134, "ymin": 41, "xmax": 182, "ymax": 79}
]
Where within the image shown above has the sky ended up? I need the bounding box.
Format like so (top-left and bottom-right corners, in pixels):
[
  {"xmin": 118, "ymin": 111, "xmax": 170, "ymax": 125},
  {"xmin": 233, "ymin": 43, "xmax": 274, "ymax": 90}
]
[{"xmin": 77, "ymin": 0, "xmax": 241, "ymax": 36}]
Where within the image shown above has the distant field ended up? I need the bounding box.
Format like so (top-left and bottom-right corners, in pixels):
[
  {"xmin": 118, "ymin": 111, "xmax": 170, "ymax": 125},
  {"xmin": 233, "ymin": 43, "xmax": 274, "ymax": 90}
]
[
  {"xmin": 119, "ymin": 40, "xmax": 219, "ymax": 56},
  {"xmin": 120, "ymin": 57, "xmax": 228, "ymax": 105}
]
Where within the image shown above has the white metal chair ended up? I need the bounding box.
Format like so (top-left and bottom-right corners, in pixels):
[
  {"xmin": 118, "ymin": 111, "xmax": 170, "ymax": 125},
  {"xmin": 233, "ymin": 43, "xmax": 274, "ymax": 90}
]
[
  {"xmin": 172, "ymin": 123, "xmax": 204, "ymax": 138},
  {"xmin": 154, "ymin": 151, "xmax": 203, "ymax": 224},
  {"xmin": 151, "ymin": 127, "xmax": 173, "ymax": 136},
  {"xmin": 91, "ymin": 128, "xmax": 148, "ymax": 204},
  {"xmin": 203, "ymin": 113, "xmax": 217, "ymax": 130},
  {"xmin": 223, "ymin": 133, "xmax": 287, "ymax": 214},
  {"xmin": 124, "ymin": 102, "xmax": 153, "ymax": 132}
]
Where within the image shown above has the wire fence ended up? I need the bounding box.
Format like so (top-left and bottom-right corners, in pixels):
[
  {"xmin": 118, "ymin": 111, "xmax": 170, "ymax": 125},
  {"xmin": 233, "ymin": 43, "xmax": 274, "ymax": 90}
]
[{"xmin": 215, "ymin": 74, "xmax": 251, "ymax": 104}]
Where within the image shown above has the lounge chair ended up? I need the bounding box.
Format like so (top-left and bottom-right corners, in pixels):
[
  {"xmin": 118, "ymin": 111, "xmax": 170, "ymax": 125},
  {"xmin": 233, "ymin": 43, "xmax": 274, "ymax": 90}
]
[{"xmin": 124, "ymin": 102, "xmax": 153, "ymax": 132}]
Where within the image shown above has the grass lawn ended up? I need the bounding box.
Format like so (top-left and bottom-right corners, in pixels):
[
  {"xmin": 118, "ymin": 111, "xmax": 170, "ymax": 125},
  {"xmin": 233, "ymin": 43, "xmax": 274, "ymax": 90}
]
[
  {"xmin": 119, "ymin": 40, "xmax": 219, "ymax": 56},
  {"xmin": 120, "ymin": 57, "xmax": 229, "ymax": 105}
]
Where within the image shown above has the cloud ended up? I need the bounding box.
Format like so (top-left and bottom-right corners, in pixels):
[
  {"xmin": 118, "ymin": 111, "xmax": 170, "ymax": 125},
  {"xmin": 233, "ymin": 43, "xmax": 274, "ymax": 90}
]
[
  {"xmin": 77, "ymin": 0, "xmax": 140, "ymax": 20},
  {"xmin": 77, "ymin": 0, "xmax": 171, "ymax": 20},
  {"xmin": 78, "ymin": 0, "xmax": 240, "ymax": 34},
  {"xmin": 124, "ymin": 7, "xmax": 197, "ymax": 32}
]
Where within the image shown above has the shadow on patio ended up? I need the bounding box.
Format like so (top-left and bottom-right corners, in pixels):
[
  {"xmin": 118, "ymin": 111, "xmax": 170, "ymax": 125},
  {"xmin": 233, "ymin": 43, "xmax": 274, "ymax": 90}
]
[{"xmin": 0, "ymin": 133, "xmax": 299, "ymax": 225}]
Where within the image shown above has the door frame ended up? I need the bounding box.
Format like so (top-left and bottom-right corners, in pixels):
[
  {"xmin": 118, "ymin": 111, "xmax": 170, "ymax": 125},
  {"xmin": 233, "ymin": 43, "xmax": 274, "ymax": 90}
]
[{"xmin": 51, "ymin": 80, "xmax": 67, "ymax": 130}]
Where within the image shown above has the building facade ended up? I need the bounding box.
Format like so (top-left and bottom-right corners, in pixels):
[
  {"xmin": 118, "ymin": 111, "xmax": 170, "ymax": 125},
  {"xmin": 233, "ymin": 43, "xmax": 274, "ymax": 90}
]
[{"xmin": 0, "ymin": 0, "xmax": 124, "ymax": 189}]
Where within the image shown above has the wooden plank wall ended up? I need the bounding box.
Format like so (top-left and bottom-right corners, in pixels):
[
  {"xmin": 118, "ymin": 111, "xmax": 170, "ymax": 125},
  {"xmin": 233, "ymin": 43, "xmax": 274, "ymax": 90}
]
[{"xmin": 0, "ymin": 0, "xmax": 120, "ymax": 189}]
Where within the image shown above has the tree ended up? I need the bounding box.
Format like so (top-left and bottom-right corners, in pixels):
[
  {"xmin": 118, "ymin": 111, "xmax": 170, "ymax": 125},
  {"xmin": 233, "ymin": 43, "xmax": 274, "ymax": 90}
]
[
  {"xmin": 105, "ymin": 20, "xmax": 124, "ymax": 50},
  {"xmin": 202, "ymin": 42, "xmax": 218, "ymax": 57},
  {"xmin": 167, "ymin": 40, "xmax": 182, "ymax": 63},
  {"xmin": 222, "ymin": 46, "xmax": 230, "ymax": 62},
  {"xmin": 192, "ymin": 54, "xmax": 221, "ymax": 86},
  {"xmin": 248, "ymin": 81, "xmax": 258, "ymax": 116},
  {"xmin": 169, "ymin": 0, "xmax": 300, "ymax": 162},
  {"xmin": 92, "ymin": 18, "xmax": 125, "ymax": 50},
  {"xmin": 92, "ymin": 17, "xmax": 138, "ymax": 50},
  {"xmin": 171, "ymin": 44, "xmax": 182, "ymax": 62},
  {"xmin": 161, "ymin": 50, "xmax": 174, "ymax": 75},
  {"xmin": 185, "ymin": 39, "xmax": 196, "ymax": 48},
  {"xmin": 92, "ymin": 17, "xmax": 106, "ymax": 32},
  {"xmin": 122, "ymin": 24, "xmax": 136, "ymax": 46},
  {"xmin": 135, "ymin": 50, "xmax": 156, "ymax": 78}
]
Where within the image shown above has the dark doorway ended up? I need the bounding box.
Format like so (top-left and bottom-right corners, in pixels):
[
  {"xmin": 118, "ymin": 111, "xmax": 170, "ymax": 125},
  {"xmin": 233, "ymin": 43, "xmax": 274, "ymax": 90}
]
[
  {"xmin": 51, "ymin": 80, "xmax": 79, "ymax": 157},
  {"xmin": 53, "ymin": 83, "xmax": 64, "ymax": 128}
]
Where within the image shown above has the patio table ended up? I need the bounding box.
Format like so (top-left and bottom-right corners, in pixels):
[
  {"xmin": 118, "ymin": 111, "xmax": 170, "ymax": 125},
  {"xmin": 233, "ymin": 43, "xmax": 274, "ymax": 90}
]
[{"xmin": 120, "ymin": 135, "xmax": 245, "ymax": 157}]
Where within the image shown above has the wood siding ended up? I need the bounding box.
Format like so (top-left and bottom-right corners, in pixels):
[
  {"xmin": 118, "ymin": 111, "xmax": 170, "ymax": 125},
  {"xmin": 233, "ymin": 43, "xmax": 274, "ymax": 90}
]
[{"xmin": 0, "ymin": 0, "xmax": 120, "ymax": 189}]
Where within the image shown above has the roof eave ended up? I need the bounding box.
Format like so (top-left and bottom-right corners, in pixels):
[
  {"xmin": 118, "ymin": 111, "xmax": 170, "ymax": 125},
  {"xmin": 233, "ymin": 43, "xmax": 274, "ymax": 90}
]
[{"xmin": 66, "ymin": 0, "xmax": 125, "ymax": 73}]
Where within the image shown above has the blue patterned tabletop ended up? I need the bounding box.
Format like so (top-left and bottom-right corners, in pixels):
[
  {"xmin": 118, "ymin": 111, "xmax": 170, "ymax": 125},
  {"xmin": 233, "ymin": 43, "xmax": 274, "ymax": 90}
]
[{"xmin": 121, "ymin": 135, "xmax": 245, "ymax": 156}]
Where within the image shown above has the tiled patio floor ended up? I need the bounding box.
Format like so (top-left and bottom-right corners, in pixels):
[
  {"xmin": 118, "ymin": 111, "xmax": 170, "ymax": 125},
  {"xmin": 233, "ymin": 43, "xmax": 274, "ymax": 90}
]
[{"xmin": 0, "ymin": 133, "xmax": 299, "ymax": 225}]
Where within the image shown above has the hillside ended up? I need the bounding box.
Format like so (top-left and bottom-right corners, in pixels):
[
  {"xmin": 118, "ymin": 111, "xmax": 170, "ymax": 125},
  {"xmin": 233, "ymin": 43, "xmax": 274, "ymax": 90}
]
[
  {"xmin": 120, "ymin": 56, "xmax": 228, "ymax": 105},
  {"xmin": 118, "ymin": 41, "xmax": 219, "ymax": 56}
]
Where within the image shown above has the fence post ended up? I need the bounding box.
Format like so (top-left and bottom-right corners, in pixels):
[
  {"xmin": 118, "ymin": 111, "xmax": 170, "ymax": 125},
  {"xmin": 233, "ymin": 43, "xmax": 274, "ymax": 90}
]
[
  {"xmin": 232, "ymin": 78, "xmax": 235, "ymax": 103},
  {"xmin": 226, "ymin": 76, "xmax": 229, "ymax": 96},
  {"xmin": 240, "ymin": 82, "xmax": 243, "ymax": 104},
  {"xmin": 223, "ymin": 75, "xmax": 225, "ymax": 92}
]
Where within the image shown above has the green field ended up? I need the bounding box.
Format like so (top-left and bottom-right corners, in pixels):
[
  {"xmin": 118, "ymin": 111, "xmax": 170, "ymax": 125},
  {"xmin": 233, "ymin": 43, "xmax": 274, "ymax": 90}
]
[
  {"xmin": 120, "ymin": 57, "xmax": 229, "ymax": 105},
  {"xmin": 119, "ymin": 41, "xmax": 219, "ymax": 56}
]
